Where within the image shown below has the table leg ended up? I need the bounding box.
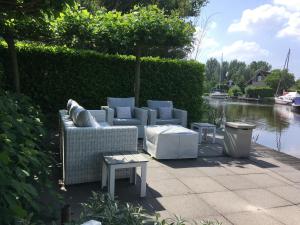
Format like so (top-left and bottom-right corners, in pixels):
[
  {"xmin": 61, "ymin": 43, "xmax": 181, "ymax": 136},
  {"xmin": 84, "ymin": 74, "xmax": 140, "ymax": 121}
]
[
  {"xmin": 199, "ymin": 127, "xmax": 203, "ymax": 143},
  {"xmin": 213, "ymin": 127, "xmax": 216, "ymax": 143},
  {"xmin": 140, "ymin": 164, "xmax": 147, "ymax": 197},
  {"xmin": 101, "ymin": 162, "xmax": 107, "ymax": 189},
  {"xmin": 108, "ymin": 165, "xmax": 115, "ymax": 200},
  {"xmin": 130, "ymin": 167, "xmax": 136, "ymax": 185}
]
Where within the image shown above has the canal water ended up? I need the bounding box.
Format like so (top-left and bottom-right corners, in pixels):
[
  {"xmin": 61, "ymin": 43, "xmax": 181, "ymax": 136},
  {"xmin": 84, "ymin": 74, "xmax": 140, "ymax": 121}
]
[{"xmin": 206, "ymin": 98, "xmax": 300, "ymax": 159}]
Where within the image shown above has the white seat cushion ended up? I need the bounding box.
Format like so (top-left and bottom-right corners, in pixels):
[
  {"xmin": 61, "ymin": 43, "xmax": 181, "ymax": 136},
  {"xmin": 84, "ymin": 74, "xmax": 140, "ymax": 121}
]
[
  {"xmin": 113, "ymin": 118, "xmax": 141, "ymax": 126},
  {"xmin": 156, "ymin": 118, "xmax": 181, "ymax": 125}
]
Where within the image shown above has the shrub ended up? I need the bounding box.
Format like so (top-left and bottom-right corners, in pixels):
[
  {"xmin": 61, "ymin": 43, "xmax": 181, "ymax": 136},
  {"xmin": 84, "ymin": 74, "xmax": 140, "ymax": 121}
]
[
  {"xmin": 0, "ymin": 92, "xmax": 56, "ymax": 224},
  {"xmin": 228, "ymin": 85, "xmax": 242, "ymax": 97},
  {"xmin": 68, "ymin": 192, "xmax": 223, "ymax": 225},
  {"xmin": 0, "ymin": 42, "xmax": 204, "ymax": 121},
  {"xmin": 245, "ymin": 85, "xmax": 273, "ymax": 98}
]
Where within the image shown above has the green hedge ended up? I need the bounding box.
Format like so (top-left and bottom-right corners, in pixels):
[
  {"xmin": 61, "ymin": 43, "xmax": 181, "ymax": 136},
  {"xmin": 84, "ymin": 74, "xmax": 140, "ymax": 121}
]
[
  {"xmin": 0, "ymin": 42, "xmax": 204, "ymax": 121},
  {"xmin": 245, "ymin": 85, "xmax": 273, "ymax": 98}
]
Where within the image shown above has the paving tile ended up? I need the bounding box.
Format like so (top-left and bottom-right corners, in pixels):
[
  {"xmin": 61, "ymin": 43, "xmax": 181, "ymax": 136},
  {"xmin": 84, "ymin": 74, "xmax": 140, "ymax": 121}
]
[
  {"xmin": 225, "ymin": 211, "xmax": 284, "ymax": 225},
  {"xmin": 265, "ymin": 205, "xmax": 300, "ymax": 225},
  {"xmin": 242, "ymin": 174, "xmax": 287, "ymax": 188},
  {"xmin": 198, "ymin": 191, "xmax": 258, "ymax": 214},
  {"xmin": 198, "ymin": 166, "xmax": 234, "ymax": 176},
  {"xmin": 179, "ymin": 176, "xmax": 227, "ymax": 194},
  {"xmin": 148, "ymin": 179, "xmax": 191, "ymax": 197},
  {"xmin": 266, "ymin": 171, "xmax": 295, "ymax": 185},
  {"xmin": 225, "ymin": 163, "xmax": 265, "ymax": 175},
  {"xmin": 155, "ymin": 194, "xmax": 219, "ymax": 219},
  {"xmin": 165, "ymin": 167, "xmax": 206, "ymax": 178},
  {"xmin": 147, "ymin": 159, "xmax": 163, "ymax": 168},
  {"xmin": 268, "ymin": 185, "xmax": 300, "ymax": 204},
  {"xmin": 234, "ymin": 189, "xmax": 291, "ymax": 209},
  {"xmin": 275, "ymin": 171, "xmax": 300, "ymax": 183},
  {"xmin": 146, "ymin": 167, "xmax": 175, "ymax": 181},
  {"xmin": 212, "ymin": 175, "xmax": 258, "ymax": 190}
]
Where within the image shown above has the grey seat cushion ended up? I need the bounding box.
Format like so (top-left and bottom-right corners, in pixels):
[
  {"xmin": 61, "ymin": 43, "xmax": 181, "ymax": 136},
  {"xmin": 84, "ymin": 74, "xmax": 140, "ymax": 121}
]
[
  {"xmin": 75, "ymin": 110, "xmax": 100, "ymax": 127},
  {"xmin": 113, "ymin": 118, "xmax": 141, "ymax": 126},
  {"xmin": 147, "ymin": 100, "xmax": 173, "ymax": 110},
  {"xmin": 107, "ymin": 97, "xmax": 135, "ymax": 116},
  {"xmin": 156, "ymin": 118, "xmax": 181, "ymax": 125}
]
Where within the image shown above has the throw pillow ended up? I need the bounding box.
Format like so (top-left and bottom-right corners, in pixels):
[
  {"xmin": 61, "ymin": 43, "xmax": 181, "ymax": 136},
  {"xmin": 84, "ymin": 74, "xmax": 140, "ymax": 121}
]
[
  {"xmin": 75, "ymin": 110, "xmax": 100, "ymax": 127},
  {"xmin": 116, "ymin": 107, "xmax": 132, "ymax": 119},
  {"xmin": 67, "ymin": 99, "xmax": 74, "ymax": 112},
  {"xmin": 158, "ymin": 107, "xmax": 172, "ymax": 119},
  {"xmin": 70, "ymin": 105, "xmax": 84, "ymax": 121}
]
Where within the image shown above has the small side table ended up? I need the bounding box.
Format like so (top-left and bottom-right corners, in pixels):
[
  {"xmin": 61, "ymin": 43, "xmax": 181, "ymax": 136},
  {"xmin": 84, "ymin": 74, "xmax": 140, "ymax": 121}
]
[
  {"xmin": 191, "ymin": 122, "xmax": 216, "ymax": 144},
  {"xmin": 101, "ymin": 152, "xmax": 148, "ymax": 200}
]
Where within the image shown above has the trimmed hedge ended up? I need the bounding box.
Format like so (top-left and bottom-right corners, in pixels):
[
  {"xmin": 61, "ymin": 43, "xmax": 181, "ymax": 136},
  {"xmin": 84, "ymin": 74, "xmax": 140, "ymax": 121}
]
[
  {"xmin": 0, "ymin": 42, "xmax": 204, "ymax": 121},
  {"xmin": 245, "ymin": 85, "xmax": 273, "ymax": 98}
]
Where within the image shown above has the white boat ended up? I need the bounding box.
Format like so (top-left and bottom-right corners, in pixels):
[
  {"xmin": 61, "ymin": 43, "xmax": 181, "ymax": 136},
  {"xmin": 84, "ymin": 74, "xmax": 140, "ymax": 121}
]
[
  {"xmin": 275, "ymin": 92, "xmax": 300, "ymax": 105},
  {"xmin": 292, "ymin": 97, "xmax": 300, "ymax": 113},
  {"xmin": 210, "ymin": 90, "xmax": 228, "ymax": 99}
]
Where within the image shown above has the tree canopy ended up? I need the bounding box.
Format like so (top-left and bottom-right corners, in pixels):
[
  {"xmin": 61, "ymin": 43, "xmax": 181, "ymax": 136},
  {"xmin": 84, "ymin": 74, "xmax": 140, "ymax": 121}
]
[
  {"xmin": 79, "ymin": 0, "xmax": 208, "ymax": 17},
  {"xmin": 264, "ymin": 69, "xmax": 295, "ymax": 94}
]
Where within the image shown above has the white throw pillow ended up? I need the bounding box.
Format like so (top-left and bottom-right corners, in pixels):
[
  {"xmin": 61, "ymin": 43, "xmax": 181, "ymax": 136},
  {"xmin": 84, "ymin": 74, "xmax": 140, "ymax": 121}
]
[
  {"xmin": 116, "ymin": 106, "xmax": 132, "ymax": 119},
  {"xmin": 158, "ymin": 107, "xmax": 172, "ymax": 119}
]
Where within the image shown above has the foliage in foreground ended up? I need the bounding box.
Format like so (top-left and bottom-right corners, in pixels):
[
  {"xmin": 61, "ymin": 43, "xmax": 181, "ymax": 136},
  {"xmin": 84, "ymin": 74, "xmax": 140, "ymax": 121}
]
[
  {"xmin": 68, "ymin": 192, "xmax": 222, "ymax": 225},
  {"xmin": 0, "ymin": 92, "xmax": 58, "ymax": 224}
]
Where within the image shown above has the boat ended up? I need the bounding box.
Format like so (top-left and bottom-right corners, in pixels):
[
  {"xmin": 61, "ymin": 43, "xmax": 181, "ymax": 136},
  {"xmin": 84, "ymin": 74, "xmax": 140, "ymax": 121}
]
[
  {"xmin": 292, "ymin": 97, "xmax": 300, "ymax": 113},
  {"xmin": 209, "ymin": 53, "xmax": 228, "ymax": 99},
  {"xmin": 275, "ymin": 91, "xmax": 300, "ymax": 105},
  {"xmin": 210, "ymin": 89, "xmax": 228, "ymax": 99}
]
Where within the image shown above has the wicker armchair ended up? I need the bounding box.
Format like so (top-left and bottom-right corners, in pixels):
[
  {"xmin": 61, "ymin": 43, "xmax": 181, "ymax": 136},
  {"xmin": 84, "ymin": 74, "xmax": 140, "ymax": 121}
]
[
  {"xmin": 102, "ymin": 97, "xmax": 147, "ymax": 138},
  {"xmin": 59, "ymin": 110, "xmax": 138, "ymax": 185},
  {"xmin": 143, "ymin": 100, "xmax": 187, "ymax": 127}
]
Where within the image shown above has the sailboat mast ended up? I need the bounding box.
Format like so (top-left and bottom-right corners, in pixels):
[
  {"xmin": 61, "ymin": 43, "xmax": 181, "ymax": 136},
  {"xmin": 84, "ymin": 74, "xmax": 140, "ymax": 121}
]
[
  {"xmin": 219, "ymin": 53, "xmax": 223, "ymax": 88},
  {"xmin": 275, "ymin": 49, "xmax": 291, "ymax": 96}
]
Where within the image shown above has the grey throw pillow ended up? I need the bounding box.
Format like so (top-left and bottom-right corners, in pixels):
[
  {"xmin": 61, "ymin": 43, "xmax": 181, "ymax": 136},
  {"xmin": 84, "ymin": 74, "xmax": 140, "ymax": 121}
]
[
  {"xmin": 158, "ymin": 107, "xmax": 172, "ymax": 119},
  {"xmin": 116, "ymin": 106, "xmax": 132, "ymax": 119},
  {"xmin": 75, "ymin": 110, "xmax": 100, "ymax": 127},
  {"xmin": 70, "ymin": 105, "xmax": 84, "ymax": 121}
]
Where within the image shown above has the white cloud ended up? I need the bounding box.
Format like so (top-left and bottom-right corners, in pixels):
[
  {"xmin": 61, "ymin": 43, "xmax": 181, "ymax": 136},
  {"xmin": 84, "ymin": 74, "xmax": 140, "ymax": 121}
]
[
  {"xmin": 228, "ymin": 4, "xmax": 290, "ymax": 33},
  {"xmin": 277, "ymin": 12, "xmax": 300, "ymax": 40},
  {"xmin": 273, "ymin": 0, "xmax": 300, "ymax": 11},
  {"xmin": 208, "ymin": 40, "xmax": 269, "ymax": 62}
]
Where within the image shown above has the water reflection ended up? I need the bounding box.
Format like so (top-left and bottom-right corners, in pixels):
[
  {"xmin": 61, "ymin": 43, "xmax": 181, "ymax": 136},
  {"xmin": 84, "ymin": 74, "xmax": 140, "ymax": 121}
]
[{"xmin": 206, "ymin": 98, "xmax": 300, "ymax": 158}]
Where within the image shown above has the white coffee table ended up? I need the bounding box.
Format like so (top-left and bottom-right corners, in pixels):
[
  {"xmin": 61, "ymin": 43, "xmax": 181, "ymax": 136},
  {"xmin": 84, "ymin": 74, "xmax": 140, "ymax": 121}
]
[
  {"xmin": 191, "ymin": 123, "xmax": 216, "ymax": 144},
  {"xmin": 144, "ymin": 125, "xmax": 198, "ymax": 159}
]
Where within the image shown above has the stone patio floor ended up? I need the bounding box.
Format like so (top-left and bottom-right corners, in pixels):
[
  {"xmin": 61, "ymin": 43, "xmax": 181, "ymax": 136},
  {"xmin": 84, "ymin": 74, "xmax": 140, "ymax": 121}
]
[{"xmin": 62, "ymin": 139, "xmax": 300, "ymax": 225}]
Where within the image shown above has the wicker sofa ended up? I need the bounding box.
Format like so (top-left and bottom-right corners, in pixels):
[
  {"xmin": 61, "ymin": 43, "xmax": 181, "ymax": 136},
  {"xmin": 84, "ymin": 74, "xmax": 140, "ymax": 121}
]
[{"xmin": 59, "ymin": 109, "xmax": 138, "ymax": 185}]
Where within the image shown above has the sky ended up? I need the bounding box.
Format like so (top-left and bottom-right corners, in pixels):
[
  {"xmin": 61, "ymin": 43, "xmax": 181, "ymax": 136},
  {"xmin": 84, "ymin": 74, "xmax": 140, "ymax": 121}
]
[{"xmin": 191, "ymin": 0, "xmax": 300, "ymax": 79}]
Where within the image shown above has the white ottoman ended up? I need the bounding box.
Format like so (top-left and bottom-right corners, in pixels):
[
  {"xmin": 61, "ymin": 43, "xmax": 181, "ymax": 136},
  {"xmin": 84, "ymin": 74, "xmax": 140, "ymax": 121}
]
[{"xmin": 144, "ymin": 125, "xmax": 199, "ymax": 159}]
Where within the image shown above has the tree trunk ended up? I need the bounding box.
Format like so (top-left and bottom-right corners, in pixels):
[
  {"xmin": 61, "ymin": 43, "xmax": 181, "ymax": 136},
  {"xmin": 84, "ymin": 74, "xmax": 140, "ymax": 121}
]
[
  {"xmin": 134, "ymin": 45, "xmax": 142, "ymax": 106},
  {"xmin": 4, "ymin": 35, "xmax": 20, "ymax": 93}
]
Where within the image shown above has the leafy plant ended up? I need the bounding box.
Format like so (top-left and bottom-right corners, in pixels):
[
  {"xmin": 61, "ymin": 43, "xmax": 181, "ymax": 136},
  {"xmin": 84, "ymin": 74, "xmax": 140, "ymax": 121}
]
[
  {"xmin": 67, "ymin": 192, "xmax": 222, "ymax": 225},
  {"xmin": 0, "ymin": 92, "xmax": 58, "ymax": 224},
  {"xmin": 228, "ymin": 85, "xmax": 242, "ymax": 97},
  {"xmin": 245, "ymin": 85, "xmax": 273, "ymax": 98}
]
